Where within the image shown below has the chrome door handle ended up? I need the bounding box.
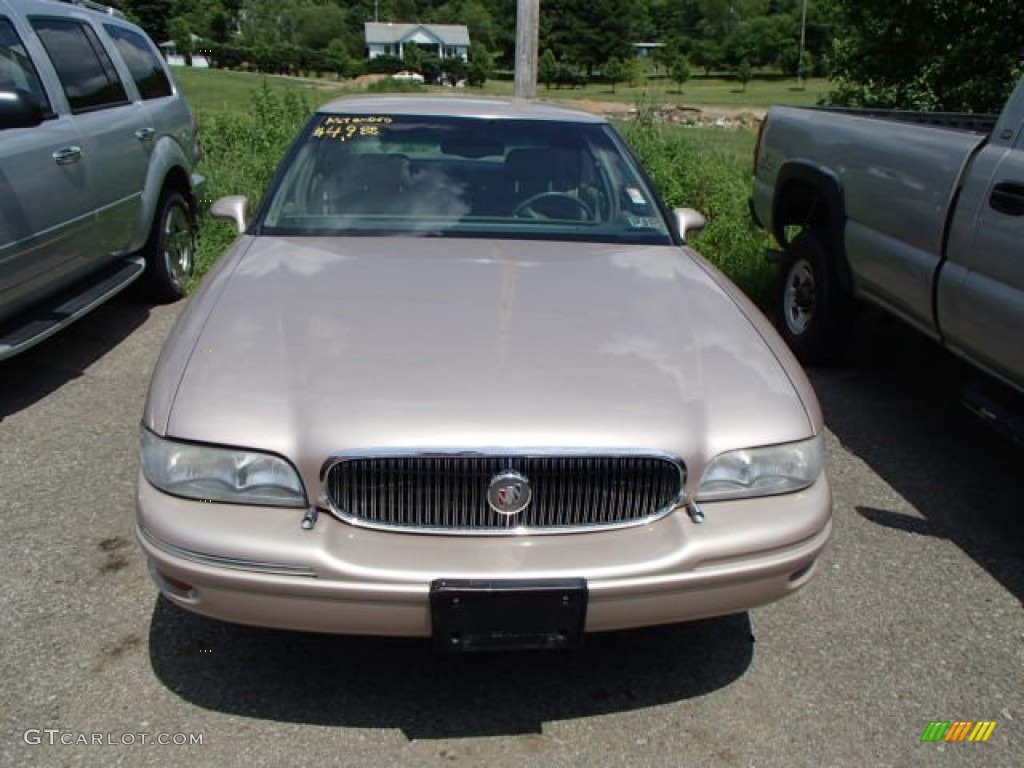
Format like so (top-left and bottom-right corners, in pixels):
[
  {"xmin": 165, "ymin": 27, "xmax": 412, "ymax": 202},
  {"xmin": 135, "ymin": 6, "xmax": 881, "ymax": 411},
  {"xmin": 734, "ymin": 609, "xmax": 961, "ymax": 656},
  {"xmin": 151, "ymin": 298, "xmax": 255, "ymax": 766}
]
[
  {"xmin": 52, "ymin": 146, "xmax": 82, "ymax": 165},
  {"xmin": 135, "ymin": 127, "xmax": 155, "ymax": 141}
]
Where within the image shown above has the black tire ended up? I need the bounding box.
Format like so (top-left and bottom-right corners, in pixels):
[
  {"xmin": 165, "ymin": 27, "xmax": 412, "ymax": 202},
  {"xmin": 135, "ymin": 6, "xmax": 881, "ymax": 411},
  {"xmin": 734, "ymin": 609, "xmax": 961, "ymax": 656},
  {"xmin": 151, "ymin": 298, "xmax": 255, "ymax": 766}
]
[
  {"xmin": 777, "ymin": 231, "xmax": 851, "ymax": 364},
  {"xmin": 143, "ymin": 188, "xmax": 196, "ymax": 302}
]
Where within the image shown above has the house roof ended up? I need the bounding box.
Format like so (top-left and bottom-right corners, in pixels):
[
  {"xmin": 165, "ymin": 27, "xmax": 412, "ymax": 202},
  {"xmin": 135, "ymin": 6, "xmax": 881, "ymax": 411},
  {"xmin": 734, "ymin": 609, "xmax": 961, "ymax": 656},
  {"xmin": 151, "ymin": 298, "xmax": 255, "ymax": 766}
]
[{"xmin": 364, "ymin": 22, "xmax": 470, "ymax": 47}]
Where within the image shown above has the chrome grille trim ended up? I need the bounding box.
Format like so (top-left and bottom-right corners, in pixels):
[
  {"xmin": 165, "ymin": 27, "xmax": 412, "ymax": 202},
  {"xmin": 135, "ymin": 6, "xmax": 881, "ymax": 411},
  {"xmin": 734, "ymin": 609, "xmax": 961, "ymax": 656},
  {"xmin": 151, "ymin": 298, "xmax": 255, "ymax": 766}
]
[{"xmin": 320, "ymin": 449, "xmax": 686, "ymax": 536}]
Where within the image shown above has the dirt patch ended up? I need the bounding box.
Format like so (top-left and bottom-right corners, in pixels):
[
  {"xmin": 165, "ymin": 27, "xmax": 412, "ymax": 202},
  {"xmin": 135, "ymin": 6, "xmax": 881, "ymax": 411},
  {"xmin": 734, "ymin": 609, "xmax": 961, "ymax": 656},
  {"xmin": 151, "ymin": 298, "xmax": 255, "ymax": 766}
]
[
  {"xmin": 549, "ymin": 98, "xmax": 765, "ymax": 128},
  {"xmin": 346, "ymin": 73, "xmax": 390, "ymax": 89}
]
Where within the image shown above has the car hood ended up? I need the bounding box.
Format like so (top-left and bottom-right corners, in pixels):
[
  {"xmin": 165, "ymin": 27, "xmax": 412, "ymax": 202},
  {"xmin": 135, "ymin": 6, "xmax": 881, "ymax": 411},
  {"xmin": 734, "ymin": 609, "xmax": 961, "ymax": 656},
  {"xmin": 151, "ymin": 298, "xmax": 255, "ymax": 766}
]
[{"xmin": 156, "ymin": 236, "xmax": 813, "ymax": 484}]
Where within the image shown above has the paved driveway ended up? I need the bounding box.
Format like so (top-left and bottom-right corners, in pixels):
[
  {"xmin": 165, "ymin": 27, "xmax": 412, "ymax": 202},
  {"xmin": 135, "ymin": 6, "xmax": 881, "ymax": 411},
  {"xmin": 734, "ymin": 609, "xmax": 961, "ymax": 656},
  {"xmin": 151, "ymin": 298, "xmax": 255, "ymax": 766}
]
[{"xmin": 1, "ymin": 298, "xmax": 1020, "ymax": 767}]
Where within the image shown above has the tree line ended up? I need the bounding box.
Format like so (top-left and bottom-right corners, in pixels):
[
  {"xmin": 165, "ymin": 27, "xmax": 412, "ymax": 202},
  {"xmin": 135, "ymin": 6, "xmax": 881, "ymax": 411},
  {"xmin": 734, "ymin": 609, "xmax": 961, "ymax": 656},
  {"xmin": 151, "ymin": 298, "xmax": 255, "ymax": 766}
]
[{"xmin": 115, "ymin": 1, "xmax": 1023, "ymax": 112}]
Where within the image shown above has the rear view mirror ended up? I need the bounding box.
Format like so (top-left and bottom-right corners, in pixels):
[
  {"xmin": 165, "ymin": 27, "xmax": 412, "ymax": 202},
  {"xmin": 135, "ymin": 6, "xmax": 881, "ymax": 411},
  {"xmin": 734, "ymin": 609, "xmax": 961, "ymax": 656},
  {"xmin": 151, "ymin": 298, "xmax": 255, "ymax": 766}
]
[
  {"xmin": 0, "ymin": 88, "xmax": 46, "ymax": 130},
  {"xmin": 440, "ymin": 135, "xmax": 504, "ymax": 158}
]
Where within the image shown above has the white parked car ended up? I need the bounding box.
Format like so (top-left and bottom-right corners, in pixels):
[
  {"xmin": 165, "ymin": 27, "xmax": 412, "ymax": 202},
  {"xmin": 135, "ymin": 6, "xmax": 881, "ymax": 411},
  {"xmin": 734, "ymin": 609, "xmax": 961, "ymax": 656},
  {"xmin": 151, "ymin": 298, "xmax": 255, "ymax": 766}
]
[{"xmin": 390, "ymin": 70, "xmax": 424, "ymax": 84}]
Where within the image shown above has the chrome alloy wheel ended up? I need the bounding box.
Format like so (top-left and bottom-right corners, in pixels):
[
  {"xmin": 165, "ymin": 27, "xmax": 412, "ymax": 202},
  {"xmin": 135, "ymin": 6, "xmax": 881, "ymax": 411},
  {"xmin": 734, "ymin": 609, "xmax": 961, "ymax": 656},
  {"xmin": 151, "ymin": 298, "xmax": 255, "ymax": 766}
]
[
  {"xmin": 783, "ymin": 258, "xmax": 816, "ymax": 336},
  {"xmin": 161, "ymin": 200, "xmax": 195, "ymax": 287}
]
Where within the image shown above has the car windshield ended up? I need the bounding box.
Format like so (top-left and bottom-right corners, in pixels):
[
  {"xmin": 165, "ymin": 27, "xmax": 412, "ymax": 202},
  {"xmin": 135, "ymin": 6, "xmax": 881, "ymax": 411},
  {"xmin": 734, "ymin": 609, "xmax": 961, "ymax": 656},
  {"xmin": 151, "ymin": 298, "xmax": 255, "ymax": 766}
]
[{"xmin": 258, "ymin": 113, "xmax": 673, "ymax": 245}]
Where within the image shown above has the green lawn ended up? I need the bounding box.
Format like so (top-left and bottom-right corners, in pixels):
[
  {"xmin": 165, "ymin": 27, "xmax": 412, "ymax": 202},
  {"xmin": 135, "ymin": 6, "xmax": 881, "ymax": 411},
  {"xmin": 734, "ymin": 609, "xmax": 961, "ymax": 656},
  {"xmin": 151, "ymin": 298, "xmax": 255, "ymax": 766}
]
[
  {"xmin": 174, "ymin": 67, "xmax": 348, "ymax": 115},
  {"xmin": 530, "ymin": 75, "xmax": 827, "ymax": 108},
  {"xmin": 174, "ymin": 66, "xmax": 827, "ymax": 116}
]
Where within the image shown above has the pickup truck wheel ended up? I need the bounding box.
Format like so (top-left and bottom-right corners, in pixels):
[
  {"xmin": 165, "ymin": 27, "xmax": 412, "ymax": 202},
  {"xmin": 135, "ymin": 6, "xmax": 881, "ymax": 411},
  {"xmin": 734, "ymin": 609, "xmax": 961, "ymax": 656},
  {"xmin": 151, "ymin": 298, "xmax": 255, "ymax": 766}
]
[
  {"xmin": 778, "ymin": 232, "xmax": 848, "ymax": 363},
  {"xmin": 144, "ymin": 189, "xmax": 196, "ymax": 302}
]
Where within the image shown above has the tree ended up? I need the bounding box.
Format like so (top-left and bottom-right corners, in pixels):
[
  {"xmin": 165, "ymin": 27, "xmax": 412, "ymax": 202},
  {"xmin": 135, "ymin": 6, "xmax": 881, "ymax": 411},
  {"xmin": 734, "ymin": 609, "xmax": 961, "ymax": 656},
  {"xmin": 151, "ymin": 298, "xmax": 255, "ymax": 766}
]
[
  {"xmin": 327, "ymin": 38, "xmax": 356, "ymax": 78},
  {"xmin": 828, "ymin": 0, "xmax": 1024, "ymax": 112},
  {"xmin": 604, "ymin": 56, "xmax": 623, "ymax": 93},
  {"xmin": 540, "ymin": 0, "xmax": 634, "ymax": 75},
  {"xmin": 736, "ymin": 58, "xmax": 752, "ymax": 91},
  {"xmin": 690, "ymin": 39, "xmax": 723, "ymax": 77},
  {"xmin": 467, "ymin": 47, "xmax": 492, "ymax": 87},
  {"xmin": 295, "ymin": 4, "xmax": 350, "ymax": 51},
  {"xmin": 669, "ymin": 56, "xmax": 690, "ymax": 93},
  {"xmin": 124, "ymin": 0, "xmax": 175, "ymax": 43},
  {"xmin": 723, "ymin": 15, "xmax": 797, "ymax": 71},
  {"xmin": 539, "ymin": 49, "xmax": 558, "ymax": 90},
  {"xmin": 168, "ymin": 16, "xmax": 194, "ymax": 65},
  {"xmin": 625, "ymin": 57, "xmax": 643, "ymax": 88},
  {"xmin": 403, "ymin": 43, "xmax": 424, "ymax": 72}
]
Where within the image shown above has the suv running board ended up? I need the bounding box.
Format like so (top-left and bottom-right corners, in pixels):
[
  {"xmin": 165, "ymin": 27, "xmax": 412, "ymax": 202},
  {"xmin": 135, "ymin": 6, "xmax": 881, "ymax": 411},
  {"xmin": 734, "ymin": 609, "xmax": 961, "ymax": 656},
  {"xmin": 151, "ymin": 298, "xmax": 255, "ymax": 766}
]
[
  {"xmin": 0, "ymin": 256, "xmax": 146, "ymax": 361},
  {"xmin": 961, "ymin": 379, "xmax": 1024, "ymax": 447}
]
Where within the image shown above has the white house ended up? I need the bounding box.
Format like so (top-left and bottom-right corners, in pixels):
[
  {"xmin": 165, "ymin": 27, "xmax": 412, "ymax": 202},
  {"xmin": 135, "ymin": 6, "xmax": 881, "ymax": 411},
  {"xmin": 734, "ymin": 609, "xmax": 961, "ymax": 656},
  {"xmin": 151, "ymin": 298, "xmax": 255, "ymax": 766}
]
[
  {"xmin": 632, "ymin": 42, "xmax": 665, "ymax": 58},
  {"xmin": 159, "ymin": 35, "xmax": 210, "ymax": 68},
  {"xmin": 365, "ymin": 22, "xmax": 470, "ymax": 61}
]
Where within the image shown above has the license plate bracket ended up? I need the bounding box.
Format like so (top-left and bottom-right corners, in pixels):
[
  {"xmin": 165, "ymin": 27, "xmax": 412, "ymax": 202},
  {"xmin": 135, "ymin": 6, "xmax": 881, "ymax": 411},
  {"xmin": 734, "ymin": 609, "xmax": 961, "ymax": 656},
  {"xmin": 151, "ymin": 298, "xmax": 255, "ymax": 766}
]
[{"xmin": 430, "ymin": 578, "xmax": 588, "ymax": 653}]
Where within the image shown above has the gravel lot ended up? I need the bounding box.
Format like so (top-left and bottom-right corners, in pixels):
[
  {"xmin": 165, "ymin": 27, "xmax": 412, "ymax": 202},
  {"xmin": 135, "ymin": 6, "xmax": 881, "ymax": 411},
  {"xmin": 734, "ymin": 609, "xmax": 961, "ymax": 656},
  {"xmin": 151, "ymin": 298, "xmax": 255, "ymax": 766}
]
[{"xmin": 1, "ymin": 297, "xmax": 1020, "ymax": 767}]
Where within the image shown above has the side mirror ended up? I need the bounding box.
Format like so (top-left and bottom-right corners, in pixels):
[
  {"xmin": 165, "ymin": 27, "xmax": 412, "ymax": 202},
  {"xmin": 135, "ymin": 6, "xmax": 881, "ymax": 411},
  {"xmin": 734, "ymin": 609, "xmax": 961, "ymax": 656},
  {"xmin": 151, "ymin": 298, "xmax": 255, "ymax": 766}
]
[
  {"xmin": 210, "ymin": 195, "xmax": 249, "ymax": 234},
  {"xmin": 0, "ymin": 88, "xmax": 46, "ymax": 131},
  {"xmin": 673, "ymin": 207, "xmax": 707, "ymax": 240}
]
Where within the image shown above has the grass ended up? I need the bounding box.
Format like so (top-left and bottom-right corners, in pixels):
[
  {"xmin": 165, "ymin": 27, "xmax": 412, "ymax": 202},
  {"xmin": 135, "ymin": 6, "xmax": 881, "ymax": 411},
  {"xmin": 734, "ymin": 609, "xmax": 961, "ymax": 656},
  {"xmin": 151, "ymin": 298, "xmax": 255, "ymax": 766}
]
[
  {"xmin": 532, "ymin": 75, "xmax": 827, "ymax": 108},
  {"xmin": 620, "ymin": 114, "xmax": 775, "ymax": 304},
  {"xmin": 175, "ymin": 68, "xmax": 347, "ymax": 116},
  {"xmin": 179, "ymin": 69, "xmax": 777, "ymax": 303},
  {"xmin": 175, "ymin": 66, "xmax": 827, "ymax": 113}
]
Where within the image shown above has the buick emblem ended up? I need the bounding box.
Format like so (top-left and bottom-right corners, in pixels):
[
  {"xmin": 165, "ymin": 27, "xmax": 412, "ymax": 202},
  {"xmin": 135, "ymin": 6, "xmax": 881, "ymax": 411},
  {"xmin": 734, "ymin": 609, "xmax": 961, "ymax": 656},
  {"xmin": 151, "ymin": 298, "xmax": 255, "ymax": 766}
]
[{"xmin": 487, "ymin": 470, "xmax": 532, "ymax": 516}]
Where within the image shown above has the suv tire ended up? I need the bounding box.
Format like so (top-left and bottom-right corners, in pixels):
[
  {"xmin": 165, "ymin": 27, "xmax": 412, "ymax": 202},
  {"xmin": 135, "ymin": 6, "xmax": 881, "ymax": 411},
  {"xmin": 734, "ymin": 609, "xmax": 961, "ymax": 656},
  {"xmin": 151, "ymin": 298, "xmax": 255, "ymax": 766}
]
[{"xmin": 144, "ymin": 188, "xmax": 196, "ymax": 302}]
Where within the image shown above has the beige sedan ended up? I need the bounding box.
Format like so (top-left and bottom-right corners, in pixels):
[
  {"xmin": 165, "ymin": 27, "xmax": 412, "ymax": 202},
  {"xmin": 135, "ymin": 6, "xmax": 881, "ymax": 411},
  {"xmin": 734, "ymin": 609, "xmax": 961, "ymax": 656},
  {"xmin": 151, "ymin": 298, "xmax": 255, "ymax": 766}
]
[{"xmin": 137, "ymin": 97, "xmax": 830, "ymax": 651}]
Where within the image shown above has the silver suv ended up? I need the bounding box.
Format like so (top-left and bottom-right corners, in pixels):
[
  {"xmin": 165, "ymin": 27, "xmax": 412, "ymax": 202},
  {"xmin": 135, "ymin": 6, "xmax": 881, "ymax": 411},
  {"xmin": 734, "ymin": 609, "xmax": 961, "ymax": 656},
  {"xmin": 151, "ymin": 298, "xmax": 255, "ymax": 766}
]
[{"xmin": 0, "ymin": 0, "xmax": 202, "ymax": 360}]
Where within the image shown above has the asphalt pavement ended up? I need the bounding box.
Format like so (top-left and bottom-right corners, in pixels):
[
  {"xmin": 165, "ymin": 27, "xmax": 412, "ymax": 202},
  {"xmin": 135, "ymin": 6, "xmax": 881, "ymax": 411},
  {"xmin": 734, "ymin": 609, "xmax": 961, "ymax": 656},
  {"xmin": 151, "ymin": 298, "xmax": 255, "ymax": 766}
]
[{"xmin": 1, "ymin": 296, "xmax": 1020, "ymax": 767}]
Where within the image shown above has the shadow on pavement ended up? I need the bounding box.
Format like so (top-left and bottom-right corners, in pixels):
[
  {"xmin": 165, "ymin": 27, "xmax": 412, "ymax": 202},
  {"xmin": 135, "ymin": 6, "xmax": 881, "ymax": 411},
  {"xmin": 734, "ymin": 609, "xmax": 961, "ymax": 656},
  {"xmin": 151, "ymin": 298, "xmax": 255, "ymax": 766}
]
[
  {"xmin": 148, "ymin": 597, "xmax": 753, "ymax": 739},
  {"xmin": 809, "ymin": 311, "xmax": 1023, "ymax": 604},
  {"xmin": 0, "ymin": 296, "xmax": 151, "ymax": 423}
]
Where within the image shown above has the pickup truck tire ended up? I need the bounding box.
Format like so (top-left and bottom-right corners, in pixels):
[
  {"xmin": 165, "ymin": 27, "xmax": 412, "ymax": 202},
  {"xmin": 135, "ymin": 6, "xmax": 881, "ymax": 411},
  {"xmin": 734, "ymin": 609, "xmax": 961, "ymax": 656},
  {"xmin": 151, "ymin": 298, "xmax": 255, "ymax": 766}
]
[
  {"xmin": 143, "ymin": 188, "xmax": 197, "ymax": 302},
  {"xmin": 778, "ymin": 231, "xmax": 850, "ymax": 364}
]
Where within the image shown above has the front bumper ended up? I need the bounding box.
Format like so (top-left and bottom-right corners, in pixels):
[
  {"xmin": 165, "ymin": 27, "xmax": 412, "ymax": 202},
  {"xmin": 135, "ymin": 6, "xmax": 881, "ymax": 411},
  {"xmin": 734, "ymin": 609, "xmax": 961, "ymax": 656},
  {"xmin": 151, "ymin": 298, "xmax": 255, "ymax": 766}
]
[{"xmin": 137, "ymin": 472, "xmax": 832, "ymax": 637}]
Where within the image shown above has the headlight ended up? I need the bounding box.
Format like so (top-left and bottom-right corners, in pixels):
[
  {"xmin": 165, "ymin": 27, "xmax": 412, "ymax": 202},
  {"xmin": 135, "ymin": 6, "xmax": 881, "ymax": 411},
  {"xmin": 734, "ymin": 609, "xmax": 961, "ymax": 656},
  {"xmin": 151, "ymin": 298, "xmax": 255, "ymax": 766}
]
[
  {"xmin": 140, "ymin": 428, "xmax": 306, "ymax": 507},
  {"xmin": 697, "ymin": 435, "xmax": 825, "ymax": 501}
]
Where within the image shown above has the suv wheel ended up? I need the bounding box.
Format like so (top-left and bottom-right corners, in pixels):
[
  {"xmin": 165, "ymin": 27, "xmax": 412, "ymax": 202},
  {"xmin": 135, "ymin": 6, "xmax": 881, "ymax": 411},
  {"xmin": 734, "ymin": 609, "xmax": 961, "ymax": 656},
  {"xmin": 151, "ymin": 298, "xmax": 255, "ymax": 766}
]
[{"xmin": 144, "ymin": 189, "xmax": 196, "ymax": 302}]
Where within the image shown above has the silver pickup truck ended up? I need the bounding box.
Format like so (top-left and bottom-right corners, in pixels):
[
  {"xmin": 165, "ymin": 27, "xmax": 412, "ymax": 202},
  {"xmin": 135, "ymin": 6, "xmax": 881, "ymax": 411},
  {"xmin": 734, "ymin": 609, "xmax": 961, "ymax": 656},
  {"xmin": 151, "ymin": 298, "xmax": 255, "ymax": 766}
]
[
  {"xmin": 752, "ymin": 77, "xmax": 1024, "ymax": 408},
  {"xmin": 0, "ymin": 0, "xmax": 202, "ymax": 361}
]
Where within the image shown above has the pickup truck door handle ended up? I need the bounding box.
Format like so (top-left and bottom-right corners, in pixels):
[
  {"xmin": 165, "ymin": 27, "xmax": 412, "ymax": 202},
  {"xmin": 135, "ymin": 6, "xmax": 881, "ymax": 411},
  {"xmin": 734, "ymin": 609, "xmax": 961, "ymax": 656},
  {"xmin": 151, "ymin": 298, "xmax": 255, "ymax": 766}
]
[
  {"xmin": 135, "ymin": 127, "xmax": 155, "ymax": 141},
  {"xmin": 989, "ymin": 182, "xmax": 1024, "ymax": 216},
  {"xmin": 52, "ymin": 146, "xmax": 82, "ymax": 165}
]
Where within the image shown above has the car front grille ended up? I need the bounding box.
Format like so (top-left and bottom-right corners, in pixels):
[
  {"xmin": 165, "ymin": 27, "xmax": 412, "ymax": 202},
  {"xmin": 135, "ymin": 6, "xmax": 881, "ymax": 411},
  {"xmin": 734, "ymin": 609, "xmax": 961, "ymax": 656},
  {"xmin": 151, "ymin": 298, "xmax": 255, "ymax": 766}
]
[{"xmin": 324, "ymin": 454, "xmax": 685, "ymax": 534}]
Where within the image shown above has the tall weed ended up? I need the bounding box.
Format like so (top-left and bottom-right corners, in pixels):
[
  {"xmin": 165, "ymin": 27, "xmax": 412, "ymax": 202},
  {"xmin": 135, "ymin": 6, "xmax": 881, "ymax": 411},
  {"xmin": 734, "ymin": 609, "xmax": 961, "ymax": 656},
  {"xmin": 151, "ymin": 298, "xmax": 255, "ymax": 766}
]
[
  {"xmin": 620, "ymin": 109, "xmax": 776, "ymax": 306},
  {"xmin": 193, "ymin": 81, "xmax": 315, "ymax": 275}
]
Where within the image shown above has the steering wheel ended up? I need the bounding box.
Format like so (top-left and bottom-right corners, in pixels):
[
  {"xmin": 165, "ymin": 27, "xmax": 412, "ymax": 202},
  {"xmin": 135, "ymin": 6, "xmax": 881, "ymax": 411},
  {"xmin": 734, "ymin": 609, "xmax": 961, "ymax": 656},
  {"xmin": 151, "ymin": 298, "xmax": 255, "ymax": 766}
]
[{"xmin": 513, "ymin": 192, "xmax": 593, "ymax": 221}]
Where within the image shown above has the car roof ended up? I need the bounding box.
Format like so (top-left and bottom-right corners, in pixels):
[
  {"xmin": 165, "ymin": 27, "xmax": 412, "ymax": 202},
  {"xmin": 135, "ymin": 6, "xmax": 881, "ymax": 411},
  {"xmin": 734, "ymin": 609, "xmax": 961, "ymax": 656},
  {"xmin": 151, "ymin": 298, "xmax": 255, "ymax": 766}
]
[{"xmin": 316, "ymin": 96, "xmax": 609, "ymax": 124}]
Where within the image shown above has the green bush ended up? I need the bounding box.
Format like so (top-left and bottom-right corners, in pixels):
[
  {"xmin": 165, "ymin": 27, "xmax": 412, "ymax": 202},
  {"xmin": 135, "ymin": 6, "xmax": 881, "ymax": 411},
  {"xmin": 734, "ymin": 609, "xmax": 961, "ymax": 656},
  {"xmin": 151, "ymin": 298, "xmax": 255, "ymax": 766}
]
[
  {"xmin": 193, "ymin": 83, "xmax": 315, "ymax": 278},
  {"xmin": 367, "ymin": 55, "xmax": 404, "ymax": 74},
  {"xmin": 365, "ymin": 78, "xmax": 423, "ymax": 93},
  {"xmin": 620, "ymin": 109, "xmax": 775, "ymax": 306}
]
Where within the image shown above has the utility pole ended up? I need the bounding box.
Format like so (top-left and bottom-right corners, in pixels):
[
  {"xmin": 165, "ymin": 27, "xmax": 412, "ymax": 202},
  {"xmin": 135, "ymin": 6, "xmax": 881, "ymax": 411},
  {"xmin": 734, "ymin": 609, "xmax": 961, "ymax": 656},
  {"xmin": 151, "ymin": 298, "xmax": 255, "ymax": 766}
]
[
  {"xmin": 513, "ymin": 0, "xmax": 539, "ymax": 99},
  {"xmin": 797, "ymin": 0, "xmax": 808, "ymax": 89}
]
